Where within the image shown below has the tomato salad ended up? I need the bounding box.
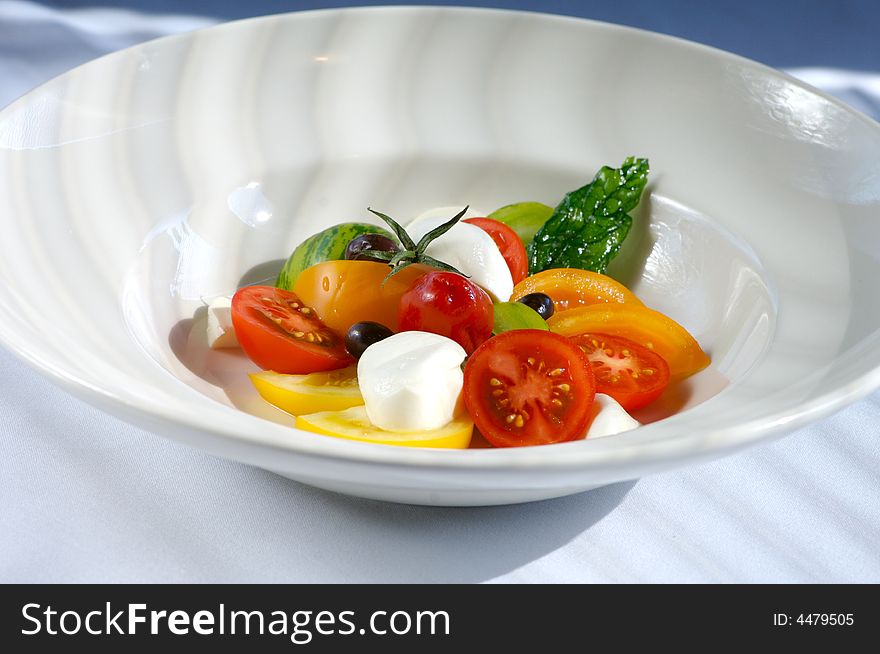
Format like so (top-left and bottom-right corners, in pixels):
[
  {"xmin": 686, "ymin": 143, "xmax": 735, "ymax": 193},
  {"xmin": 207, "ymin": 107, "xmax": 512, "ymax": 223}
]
[{"xmin": 212, "ymin": 157, "xmax": 710, "ymax": 448}]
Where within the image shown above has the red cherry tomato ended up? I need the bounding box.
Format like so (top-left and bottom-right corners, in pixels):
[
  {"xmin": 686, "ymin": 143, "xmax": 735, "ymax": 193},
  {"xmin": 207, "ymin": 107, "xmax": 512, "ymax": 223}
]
[
  {"xmin": 463, "ymin": 330, "xmax": 596, "ymax": 447},
  {"xmin": 571, "ymin": 333, "xmax": 670, "ymax": 411},
  {"xmin": 464, "ymin": 217, "xmax": 529, "ymax": 284},
  {"xmin": 398, "ymin": 271, "xmax": 494, "ymax": 355},
  {"xmin": 231, "ymin": 286, "xmax": 353, "ymax": 374}
]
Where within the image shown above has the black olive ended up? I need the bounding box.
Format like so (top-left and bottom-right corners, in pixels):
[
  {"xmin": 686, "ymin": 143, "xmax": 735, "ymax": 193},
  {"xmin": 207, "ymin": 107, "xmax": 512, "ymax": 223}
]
[
  {"xmin": 345, "ymin": 321, "xmax": 395, "ymax": 358},
  {"xmin": 517, "ymin": 292, "xmax": 555, "ymax": 320},
  {"xmin": 344, "ymin": 233, "xmax": 400, "ymax": 262}
]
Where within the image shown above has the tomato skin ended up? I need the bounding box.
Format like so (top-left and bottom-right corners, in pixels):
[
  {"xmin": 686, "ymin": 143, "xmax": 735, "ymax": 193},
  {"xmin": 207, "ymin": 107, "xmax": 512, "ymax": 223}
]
[
  {"xmin": 293, "ymin": 260, "xmax": 432, "ymax": 337},
  {"xmin": 231, "ymin": 286, "xmax": 353, "ymax": 374},
  {"xmin": 398, "ymin": 271, "xmax": 494, "ymax": 355},
  {"xmin": 548, "ymin": 304, "xmax": 710, "ymax": 381},
  {"xmin": 511, "ymin": 268, "xmax": 643, "ymax": 312},
  {"xmin": 463, "ymin": 330, "xmax": 596, "ymax": 447},
  {"xmin": 572, "ymin": 333, "xmax": 670, "ymax": 411},
  {"xmin": 464, "ymin": 217, "xmax": 529, "ymax": 284}
]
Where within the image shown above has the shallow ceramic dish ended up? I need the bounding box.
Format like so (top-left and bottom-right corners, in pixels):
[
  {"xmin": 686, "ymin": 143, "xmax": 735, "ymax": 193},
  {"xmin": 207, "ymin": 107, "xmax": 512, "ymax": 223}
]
[{"xmin": 1, "ymin": 7, "xmax": 879, "ymax": 506}]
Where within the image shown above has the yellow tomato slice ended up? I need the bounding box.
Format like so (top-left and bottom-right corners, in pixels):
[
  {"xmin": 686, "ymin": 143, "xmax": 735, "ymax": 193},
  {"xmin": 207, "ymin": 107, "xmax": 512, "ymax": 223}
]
[
  {"xmin": 548, "ymin": 304, "xmax": 710, "ymax": 380},
  {"xmin": 293, "ymin": 260, "xmax": 431, "ymax": 336},
  {"xmin": 250, "ymin": 366, "xmax": 363, "ymax": 415},
  {"xmin": 296, "ymin": 406, "xmax": 473, "ymax": 449},
  {"xmin": 511, "ymin": 268, "xmax": 643, "ymax": 312}
]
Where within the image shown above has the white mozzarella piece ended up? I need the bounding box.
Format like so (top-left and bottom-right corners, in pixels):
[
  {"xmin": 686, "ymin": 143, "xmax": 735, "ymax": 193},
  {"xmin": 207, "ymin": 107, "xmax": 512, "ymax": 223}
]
[
  {"xmin": 406, "ymin": 212, "xmax": 513, "ymax": 302},
  {"xmin": 410, "ymin": 205, "xmax": 488, "ymax": 225},
  {"xmin": 357, "ymin": 331, "xmax": 466, "ymax": 432},
  {"xmin": 206, "ymin": 296, "xmax": 239, "ymax": 349},
  {"xmin": 585, "ymin": 394, "xmax": 641, "ymax": 439}
]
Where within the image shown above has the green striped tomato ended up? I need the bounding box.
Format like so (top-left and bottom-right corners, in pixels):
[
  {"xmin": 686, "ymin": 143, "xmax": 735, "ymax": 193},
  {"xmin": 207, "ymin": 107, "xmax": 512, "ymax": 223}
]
[{"xmin": 276, "ymin": 223, "xmax": 393, "ymax": 290}]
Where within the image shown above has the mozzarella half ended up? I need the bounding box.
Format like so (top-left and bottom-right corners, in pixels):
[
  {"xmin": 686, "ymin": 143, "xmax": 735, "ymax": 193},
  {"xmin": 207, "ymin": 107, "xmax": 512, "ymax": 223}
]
[
  {"xmin": 406, "ymin": 210, "xmax": 513, "ymax": 302},
  {"xmin": 357, "ymin": 331, "xmax": 466, "ymax": 432},
  {"xmin": 585, "ymin": 394, "xmax": 641, "ymax": 439},
  {"xmin": 206, "ymin": 296, "xmax": 239, "ymax": 349},
  {"xmin": 410, "ymin": 205, "xmax": 488, "ymax": 225}
]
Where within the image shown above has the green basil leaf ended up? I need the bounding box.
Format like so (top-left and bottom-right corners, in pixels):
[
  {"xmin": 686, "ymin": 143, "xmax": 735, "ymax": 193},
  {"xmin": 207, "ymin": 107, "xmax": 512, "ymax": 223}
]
[
  {"xmin": 492, "ymin": 302, "xmax": 549, "ymax": 334},
  {"xmin": 527, "ymin": 157, "xmax": 649, "ymax": 274}
]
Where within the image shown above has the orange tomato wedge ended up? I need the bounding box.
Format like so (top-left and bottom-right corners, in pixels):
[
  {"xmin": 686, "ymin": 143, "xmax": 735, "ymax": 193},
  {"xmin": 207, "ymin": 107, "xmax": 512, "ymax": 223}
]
[
  {"xmin": 511, "ymin": 268, "xmax": 643, "ymax": 312},
  {"xmin": 293, "ymin": 260, "xmax": 431, "ymax": 336},
  {"xmin": 548, "ymin": 304, "xmax": 710, "ymax": 380}
]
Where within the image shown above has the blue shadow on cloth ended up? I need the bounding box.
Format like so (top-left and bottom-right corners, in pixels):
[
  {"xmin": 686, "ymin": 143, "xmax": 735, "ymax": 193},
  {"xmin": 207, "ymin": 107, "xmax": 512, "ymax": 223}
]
[{"xmin": 254, "ymin": 471, "xmax": 636, "ymax": 583}]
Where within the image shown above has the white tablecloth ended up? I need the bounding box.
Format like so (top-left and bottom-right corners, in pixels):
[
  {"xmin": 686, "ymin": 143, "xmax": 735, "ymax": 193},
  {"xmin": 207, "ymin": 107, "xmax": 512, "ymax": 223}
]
[{"xmin": 2, "ymin": 0, "xmax": 879, "ymax": 583}]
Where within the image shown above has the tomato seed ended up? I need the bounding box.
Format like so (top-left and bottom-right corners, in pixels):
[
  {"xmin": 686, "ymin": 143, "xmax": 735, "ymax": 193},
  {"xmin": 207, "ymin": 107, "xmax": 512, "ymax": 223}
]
[
  {"xmin": 556, "ymin": 383, "xmax": 570, "ymax": 393},
  {"xmin": 548, "ymin": 368, "xmax": 564, "ymax": 377},
  {"xmin": 514, "ymin": 415, "xmax": 525, "ymax": 428},
  {"xmin": 489, "ymin": 377, "xmax": 503, "ymax": 386}
]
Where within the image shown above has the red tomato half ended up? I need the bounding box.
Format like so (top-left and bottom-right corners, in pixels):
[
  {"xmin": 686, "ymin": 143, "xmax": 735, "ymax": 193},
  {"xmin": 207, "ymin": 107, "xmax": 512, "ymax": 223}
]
[
  {"xmin": 571, "ymin": 333, "xmax": 670, "ymax": 411},
  {"xmin": 231, "ymin": 286, "xmax": 353, "ymax": 374},
  {"xmin": 463, "ymin": 330, "xmax": 596, "ymax": 447},
  {"xmin": 398, "ymin": 271, "xmax": 494, "ymax": 355},
  {"xmin": 464, "ymin": 217, "xmax": 529, "ymax": 284}
]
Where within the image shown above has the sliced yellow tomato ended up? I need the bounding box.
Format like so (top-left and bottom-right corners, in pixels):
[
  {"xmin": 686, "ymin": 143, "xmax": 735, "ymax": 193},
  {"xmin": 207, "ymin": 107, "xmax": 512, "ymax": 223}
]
[
  {"xmin": 548, "ymin": 304, "xmax": 710, "ymax": 380},
  {"xmin": 293, "ymin": 260, "xmax": 432, "ymax": 336},
  {"xmin": 511, "ymin": 268, "xmax": 643, "ymax": 312},
  {"xmin": 250, "ymin": 366, "xmax": 363, "ymax": 415},
  {"xmin": 296, "ymin": 406, "xmax": 473, "ymax": 449}
]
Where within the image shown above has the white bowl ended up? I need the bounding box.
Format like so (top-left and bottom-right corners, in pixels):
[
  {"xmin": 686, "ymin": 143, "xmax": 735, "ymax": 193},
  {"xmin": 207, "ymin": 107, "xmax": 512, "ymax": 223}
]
[{"xmin": 1, "ymin": 7, "xmax": 879, "ymax": 506}]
